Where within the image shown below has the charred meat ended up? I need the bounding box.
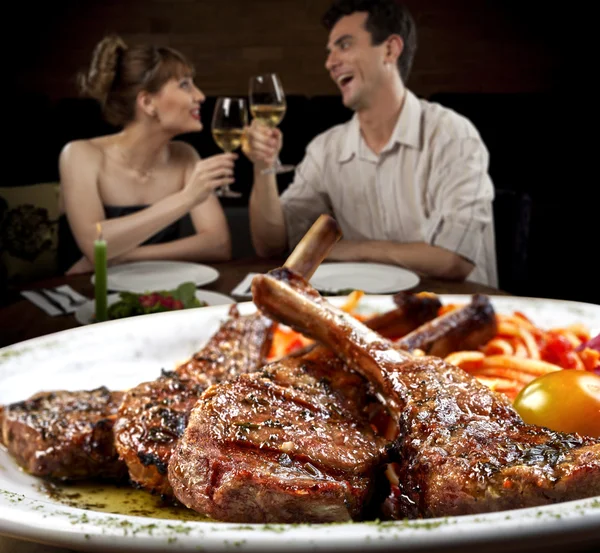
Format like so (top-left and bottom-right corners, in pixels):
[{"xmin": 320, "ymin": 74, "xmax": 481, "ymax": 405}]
[
  {"xmin": 359, "ymin": 292, "xmax": 442, "ymax": 341},
  {"xmin": 167, "ymin": 292, "xmax": 482, "ymax": 523},
  {"xmin": 113, "ymin": 306, "xmax": 275, "ymax": 496},
  {"xmin": 252, "ymin": 268, "xmax": 600, "ymax": 518},
  {"xmin": 398, "ymin": 293, "xmax": 497, "ymax": 357},
  {"xmin": 1, "ymin": 387, "xmax": 126, "ymax": 481},
  {"xmin": 169, "ymin": 346, "xmax": 387, "ymax": 523}
]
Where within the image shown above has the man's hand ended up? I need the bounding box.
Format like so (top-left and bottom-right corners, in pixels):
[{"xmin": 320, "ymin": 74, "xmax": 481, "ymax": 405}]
[{"xmin": 243, "ymin": 120, "xmax": 282, "ymax": 171}]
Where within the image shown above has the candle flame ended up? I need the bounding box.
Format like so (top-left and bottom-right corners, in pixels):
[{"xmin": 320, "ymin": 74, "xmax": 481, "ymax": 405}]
[{"xmin": 96, "ymin": 223, "xmax": 103, "ymax": 240}]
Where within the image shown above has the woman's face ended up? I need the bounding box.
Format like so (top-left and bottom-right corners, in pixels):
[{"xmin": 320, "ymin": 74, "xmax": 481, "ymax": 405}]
[{"xmin": 150, "ymin": 73, "xmax": 205, "ymax": 134}]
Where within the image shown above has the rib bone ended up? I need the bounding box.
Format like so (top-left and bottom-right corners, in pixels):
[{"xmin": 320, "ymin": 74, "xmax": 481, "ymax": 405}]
[{"xmin": 283, "ymin": 214, "xmax": 342, "ymax": 279}]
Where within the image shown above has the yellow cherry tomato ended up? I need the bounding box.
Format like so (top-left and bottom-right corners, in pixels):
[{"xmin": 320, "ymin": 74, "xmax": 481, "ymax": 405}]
[{"xmin": 513, "ymin": 370, "xmax": 600, "ymax": 437}]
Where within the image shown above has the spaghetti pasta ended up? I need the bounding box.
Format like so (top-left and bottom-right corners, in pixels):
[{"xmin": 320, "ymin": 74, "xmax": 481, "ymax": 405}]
[
  {"xmin": 443, "ymin": 305, "xmax": 599, "ymax": 400},
  {"xmin": 266, "ymin": 294, "xmax": 599, "ymax": 401}
]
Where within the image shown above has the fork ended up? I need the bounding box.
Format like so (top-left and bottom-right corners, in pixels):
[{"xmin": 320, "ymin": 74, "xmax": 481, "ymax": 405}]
[{"xmin": 46, "ymin": 287, "xmax": 89, "ymax": 308}]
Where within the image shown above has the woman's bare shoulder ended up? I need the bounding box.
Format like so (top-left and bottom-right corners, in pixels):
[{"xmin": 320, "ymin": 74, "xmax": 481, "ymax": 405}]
[
  {"xmin": 59, "ymin": 137, "xmax": 106, "ymax": 164},
  {"xmin": 169, "ymin": 140, "xmax": 201, "ymax": 163}
]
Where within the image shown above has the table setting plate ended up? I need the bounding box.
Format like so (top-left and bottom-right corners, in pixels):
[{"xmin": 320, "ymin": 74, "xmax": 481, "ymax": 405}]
[
  {"xmin": 91, "ymin": 261, "xmax": 220, "ymax": 293},
  {"xmin": 309, "ymin": 262, "xmax": 420, "ymax": 294}
]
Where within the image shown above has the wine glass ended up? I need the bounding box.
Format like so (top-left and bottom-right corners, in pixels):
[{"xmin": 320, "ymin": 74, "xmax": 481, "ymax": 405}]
[
  {"xmin": 211, "ymin": 96, "xmax": 247, "ymax": 198},
  {"xmin": 248, "ymin": 73, "xmax": 295, "ymax": 175}
]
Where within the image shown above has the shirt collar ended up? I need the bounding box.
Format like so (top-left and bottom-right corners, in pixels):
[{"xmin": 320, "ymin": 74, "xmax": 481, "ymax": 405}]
[
  {"xmin": 388, "ymin": 89, "xmax": 422, "ymax": 151},
  {"xmin": 338, "ymin": 89, "xmax": 423, "ymax": 163},
  {"xmin": 338, "ymin": 113, "xmax": 361, "ymax": 162}
]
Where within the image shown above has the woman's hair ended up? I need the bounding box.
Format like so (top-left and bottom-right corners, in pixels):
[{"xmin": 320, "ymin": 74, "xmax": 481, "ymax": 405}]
[{"xmin": 77, "ymin": 34, "xmax": 194, "ymax": 127}]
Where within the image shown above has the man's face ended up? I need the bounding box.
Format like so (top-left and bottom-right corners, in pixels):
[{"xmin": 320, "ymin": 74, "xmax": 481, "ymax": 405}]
[{"xmin": 325, "ymin": 12, "xmax": 388, "ymax": 111}]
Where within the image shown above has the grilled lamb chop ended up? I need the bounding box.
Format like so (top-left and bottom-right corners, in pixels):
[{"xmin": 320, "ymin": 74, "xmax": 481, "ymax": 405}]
[
  {"xmin": 113, "ymin": 307, "xmax": 275, "ymax": 496},
  {"xmin": 251, "ymin": 268, "xmax": 600, "ymax": 518},
  {"xmin": 169, "ymin": 346, "xmax": 387, "ymax": 523},
  {"xmin": 113, "ymin": 215, "xmax": 343, "ymax": 497},
  {"xmin": 1, "ymin": 387, "xmax": 126, "ymax": 481},
  {"xmin": 167, "ymin": 293, "xmax": 496, "ymax": 522}
]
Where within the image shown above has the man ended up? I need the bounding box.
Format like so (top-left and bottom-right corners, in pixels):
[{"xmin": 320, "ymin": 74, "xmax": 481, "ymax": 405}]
[{"xmin": 244, "ymin": 0, "xmax": 497, "ymax": 286}]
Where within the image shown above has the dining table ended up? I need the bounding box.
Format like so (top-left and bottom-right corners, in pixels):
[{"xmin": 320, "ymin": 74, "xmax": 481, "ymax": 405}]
[
  {"xmin": 2, "ymin": 257, "xmax": 596, "ymax": 553},
  {"xmin": 0, "ymin": 257, "xmax": 508, "ymax": 349}
]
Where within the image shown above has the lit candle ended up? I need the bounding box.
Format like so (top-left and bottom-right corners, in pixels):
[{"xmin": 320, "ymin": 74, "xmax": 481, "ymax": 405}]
[{"xmin": 94, "ymin": 223, "xmax": 108, "ymax": 322}]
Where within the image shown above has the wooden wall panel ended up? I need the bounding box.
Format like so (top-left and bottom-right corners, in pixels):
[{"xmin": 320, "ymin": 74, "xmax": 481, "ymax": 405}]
[{"xmin": 11, "ymin": 0, "xmax": 568, "ymax": 100}]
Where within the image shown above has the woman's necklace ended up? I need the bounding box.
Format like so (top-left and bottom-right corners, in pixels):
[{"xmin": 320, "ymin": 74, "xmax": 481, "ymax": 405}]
[{"xmin": 112, "ymin": 144, "xmax": 159, "ymax": 181}]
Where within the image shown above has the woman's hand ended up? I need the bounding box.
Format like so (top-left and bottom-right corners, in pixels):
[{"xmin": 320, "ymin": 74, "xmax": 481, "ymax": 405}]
[
  {"xmin": 183, "ymin": 152, "xmax": 238, "ymax": 204},
  {"xmin": 242, "ymin": 120, "xmax": 282, "ymax": 170},
  {"xmin": 65, "ymin": 256, "xmax": 94, "ymax": 275},
  {"xmin": 65, "ymin": 254, "xmax": 125, "ymax": 275}
]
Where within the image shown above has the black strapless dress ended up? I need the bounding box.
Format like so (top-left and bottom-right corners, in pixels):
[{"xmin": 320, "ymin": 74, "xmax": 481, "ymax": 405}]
[{"xmin": 57, "ymin": 205, "xmax": 195, "ymax": 274}]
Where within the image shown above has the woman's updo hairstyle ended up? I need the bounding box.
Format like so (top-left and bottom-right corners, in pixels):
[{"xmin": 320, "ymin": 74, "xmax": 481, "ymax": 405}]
[{"xmin": 78, "ymin": 34, "xmax": 194, "ymax": 127}]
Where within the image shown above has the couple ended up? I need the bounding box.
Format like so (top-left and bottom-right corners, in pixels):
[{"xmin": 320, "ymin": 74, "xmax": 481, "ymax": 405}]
[{"xmin": 60, "ymin": 0, "xmax": 497, "ymax": 288}]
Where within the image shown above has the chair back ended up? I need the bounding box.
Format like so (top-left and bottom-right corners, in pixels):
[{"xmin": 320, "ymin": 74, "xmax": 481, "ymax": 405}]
[{"xmin": 493, "ymin": 188, "xmax": 532, "ymax": 295}]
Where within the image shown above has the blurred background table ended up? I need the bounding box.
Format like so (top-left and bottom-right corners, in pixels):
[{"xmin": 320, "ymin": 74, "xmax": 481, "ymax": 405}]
[{"xmin": 0, "ymin": 257, "xmax": 507, "ymax": 349}]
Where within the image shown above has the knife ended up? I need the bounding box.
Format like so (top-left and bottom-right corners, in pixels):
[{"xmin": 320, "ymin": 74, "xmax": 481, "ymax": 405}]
[{"xmin": 37, "ymin": 289, "xmax": 68, "ymax": 315}]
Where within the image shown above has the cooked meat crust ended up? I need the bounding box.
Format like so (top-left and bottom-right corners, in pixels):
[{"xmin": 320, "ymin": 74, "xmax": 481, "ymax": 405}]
[
  {"xmin": 251, "ymin": 268, "xmax": 600, "ymax": 519},
  {"xmin": 113, "ymin": 307, "xmax": 275, "ymax": 496},
  {"xmin": 1, "ymin": 387, "xmax": 126, "ymax": 481},
  {"xmin": 169, "ymin": 346, "xmax": 387, "ymax": 523}
]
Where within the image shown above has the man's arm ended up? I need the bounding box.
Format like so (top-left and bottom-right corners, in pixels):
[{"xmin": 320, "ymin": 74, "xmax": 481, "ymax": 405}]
[
  {"xmin": 248, "ymin": 166, "xmax": 288, "ymax": 257},
  {"xmin": 327, "ymin": 240, "xmax": 474, "ymax": 280},
  {"xmin": 245, "ymin": 121, "xmax": 331, "ymax": 258},
  {"xmin": 328, "ymin": 134, "xmax": 492, "ymax": 282},
  {"xmin": 245, "ymin": 120, "xmax": 288, "ymax": 257},
  {"xmin": 419, "ymin": 135, "xmax": 495, "ymax": 282}
]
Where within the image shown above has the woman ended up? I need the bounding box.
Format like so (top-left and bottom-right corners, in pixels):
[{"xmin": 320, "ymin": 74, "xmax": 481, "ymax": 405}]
[{"xmin": 59, "ymin": 34, "xmax": 236, "ymax": 274}]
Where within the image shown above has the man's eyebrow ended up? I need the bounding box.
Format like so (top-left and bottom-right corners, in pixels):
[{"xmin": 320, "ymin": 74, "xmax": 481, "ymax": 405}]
[{"xmin": 326, "ymin": 34, "xmax": 353, "ymax": 53}]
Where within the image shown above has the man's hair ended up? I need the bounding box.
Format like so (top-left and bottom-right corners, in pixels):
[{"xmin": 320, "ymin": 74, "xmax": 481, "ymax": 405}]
[{"xmin": 322, "ymin": 0, "xmax": 417, "ymax": 82}]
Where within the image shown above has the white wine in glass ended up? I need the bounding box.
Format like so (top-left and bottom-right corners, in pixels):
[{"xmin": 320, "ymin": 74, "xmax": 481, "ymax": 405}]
[
  {"xmin": 249, "ymin": 73, "xmax": 295, "ymax": 175},
  {"xmin": 250, "ymin": 104, "xmax": 286, "ymax": 127},
  {"xmin": 211, "ymin": 97, "xmax": 247, "ymax": 198},
  {"xmin": 212, "ymin": 127, "xmax": 244, "ymax": 152}
]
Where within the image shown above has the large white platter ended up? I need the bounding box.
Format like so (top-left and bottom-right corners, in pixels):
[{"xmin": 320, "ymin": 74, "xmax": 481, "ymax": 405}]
[{"xmin": 1, "ymin": 294, "xmax": 599, "ymax": 552}]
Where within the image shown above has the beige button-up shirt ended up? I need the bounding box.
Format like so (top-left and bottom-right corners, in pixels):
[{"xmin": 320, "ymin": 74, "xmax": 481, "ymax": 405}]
[{"xmin": 280, "ymin": 90, "xmax": 498, "ymax": 287}]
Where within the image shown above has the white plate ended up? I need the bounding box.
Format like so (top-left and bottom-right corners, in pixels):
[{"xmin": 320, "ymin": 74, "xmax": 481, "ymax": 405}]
[
  {"xmin": 74, "ymin": 290, "xmax": 235, "ymax": 325},
  {"xmin": 1, "ymin": 295, "xmax": 599, "ymax": 553},
  {"xmin": 309, "ymin": 262, "xmax": 420, "ymax": 293},
  {"xmin": 91, "ymin": 261, "xmax": 220, "ymax": 293}
]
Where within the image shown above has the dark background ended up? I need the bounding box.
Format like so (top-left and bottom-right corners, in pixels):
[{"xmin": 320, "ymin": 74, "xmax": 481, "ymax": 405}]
[{"xmin": 5, "ymin": 0, "xmax": 596, "ymax": 304}]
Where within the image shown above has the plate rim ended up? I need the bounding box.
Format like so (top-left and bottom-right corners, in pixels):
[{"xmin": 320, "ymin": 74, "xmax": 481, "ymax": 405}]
[
  {"xmin": 1, "ymin": 490, "xmax": 599, "ymax": 552},
  {"xmin": 4, "ymin": 293, "xmax": 600, "ymax": 354}
]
